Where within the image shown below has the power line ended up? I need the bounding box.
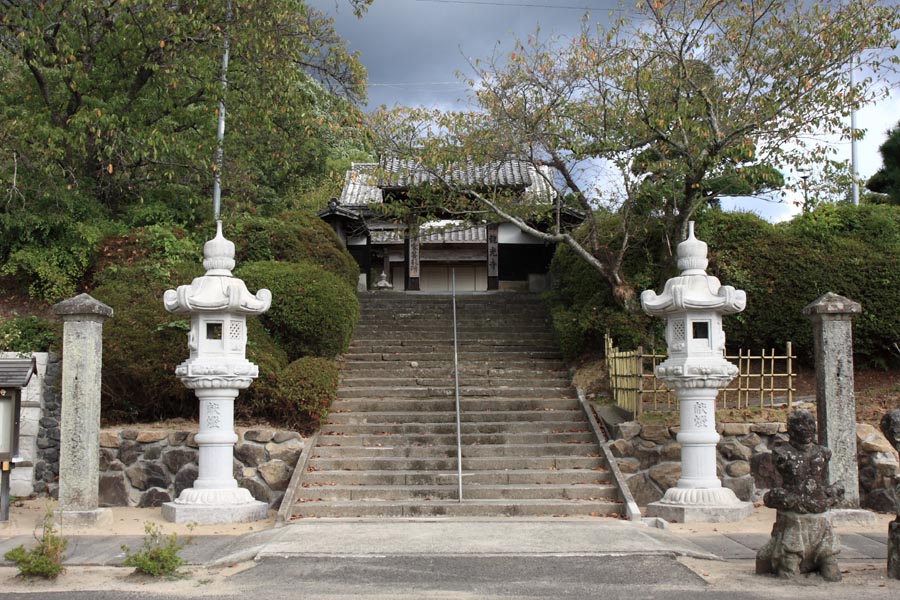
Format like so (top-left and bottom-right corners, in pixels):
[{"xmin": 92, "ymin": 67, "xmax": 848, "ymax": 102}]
[{"xmin": 415, "ymin": 0, "xmax": 624, "ymax": 10}]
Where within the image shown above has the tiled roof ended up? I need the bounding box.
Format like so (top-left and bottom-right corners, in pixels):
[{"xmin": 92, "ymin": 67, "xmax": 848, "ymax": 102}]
[
  {"xmin": 370, "ymin": 224, "xmax": 487, "ymax": 244},
  {"xmin": 378, "ymin": 156, "xmax": 534, "ymax": 189},
  {"xmin": 335, "ymin": 159, "xmax": 556, "ymax": 206},
  {"xmin": 339, "ymin": 163, "xmax": 383, "ymax": 205}
]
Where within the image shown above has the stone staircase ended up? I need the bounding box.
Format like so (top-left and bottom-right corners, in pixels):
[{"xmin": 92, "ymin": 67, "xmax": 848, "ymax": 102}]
[{"xmin": 289, "ymin": 293, "xmax": 624, "ymax": 518}]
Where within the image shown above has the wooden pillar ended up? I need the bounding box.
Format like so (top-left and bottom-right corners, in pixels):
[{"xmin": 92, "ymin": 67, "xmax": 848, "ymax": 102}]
[
  {"xmin": 487, "ymin": 224, "xmax": 499, "ymax": 290},
  {"xmin": 407, "ymin": 232, "xmax": 420, "ymax": 291}
]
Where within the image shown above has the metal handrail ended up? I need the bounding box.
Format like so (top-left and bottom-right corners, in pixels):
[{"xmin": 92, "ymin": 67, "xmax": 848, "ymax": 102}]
[{"xmin": 451, "ymin": 269, "xmax": 463, "ymax": 502}]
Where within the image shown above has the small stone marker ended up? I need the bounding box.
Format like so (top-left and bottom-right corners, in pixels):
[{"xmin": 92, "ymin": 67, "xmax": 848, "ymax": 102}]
[
  {"xmin": 880, "ymin": 409, "xmax": 900, "ymax": 580},
  {"xmin": 756, "ymin": 409, "xmax": 843, "ymax": 582},
  {"xmin": 803, "ymin": 292, "xmax": 862, "ymax": 508},
  {"xmin": 52, "ymin": 293, "xmax": 114, "ymax": 527}
]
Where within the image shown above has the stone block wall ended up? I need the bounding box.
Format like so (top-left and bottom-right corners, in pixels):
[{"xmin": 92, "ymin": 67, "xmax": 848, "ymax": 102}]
[
  {"xmin": 610, "ymin": 420, "xmax": 900, "ymax": 511},
  {"xmin": 97, "ymin": 427, "xmax": 305, "ymax": 509}
]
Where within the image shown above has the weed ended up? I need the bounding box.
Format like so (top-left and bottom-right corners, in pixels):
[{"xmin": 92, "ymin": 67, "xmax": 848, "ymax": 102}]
[
  {"xmin": 3, "ymin": 506, "xmax": 67, "ymax": 579},
  {"xmin": 121, "ymin": 522, "xmax": 192, "ymax": 578}
]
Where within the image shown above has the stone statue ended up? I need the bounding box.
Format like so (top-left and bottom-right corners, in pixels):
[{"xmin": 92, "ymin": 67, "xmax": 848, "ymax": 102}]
[
  {"xmin": 756, "ymin": 409, "xmax": 844, "ymax": 582},
  {"xmin": 880, "ymin": 408, "xmax": 900, "ymax": 580}
]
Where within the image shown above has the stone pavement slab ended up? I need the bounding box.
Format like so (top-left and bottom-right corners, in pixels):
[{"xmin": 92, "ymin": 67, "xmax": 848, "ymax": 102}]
[
  {"xmin": 838, "ymin": 533, "xmax": 887, "ymax": 560},
  {"xmin": 686, "ymin": 534, "xmax": 757, "ymax": 559},
  {"xmin": 257, "ymin": 518, "xmax": 717, "ymax": 559}
]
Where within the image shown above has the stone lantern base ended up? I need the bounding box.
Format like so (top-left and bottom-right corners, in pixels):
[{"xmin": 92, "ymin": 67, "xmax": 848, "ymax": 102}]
[
  {"xmin": 647, "ymin": 487, "xmax": 753, "ymax": 523},
  {"xmin": 162, "ymin": 502, "xmax": 268, "ymax": 525},
  {"xmin": 162, "ymin": 489, "xmax": 268, "ymax": 525}
]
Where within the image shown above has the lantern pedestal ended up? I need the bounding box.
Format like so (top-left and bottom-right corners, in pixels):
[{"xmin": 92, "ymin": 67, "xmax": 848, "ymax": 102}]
[
  {"xmin": 646, "ymin": 387, "xmax": 753, "ymax": 523},
  {"xmin": 161, "ymin": 388, "xmax": 268, "ymax": 524}
]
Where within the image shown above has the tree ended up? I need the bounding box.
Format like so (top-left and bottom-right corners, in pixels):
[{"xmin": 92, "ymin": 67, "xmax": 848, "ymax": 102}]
[
  {"xmin": 0, "ymin": 0, "xmax": 372, "ymax": 301},
  {"xmin": 370, "ymin": 0, "xmax": 899, "ymax": 309},
  {"xmin": 867, "ymin": 120, "xmax": 900, "ymax": 204}
]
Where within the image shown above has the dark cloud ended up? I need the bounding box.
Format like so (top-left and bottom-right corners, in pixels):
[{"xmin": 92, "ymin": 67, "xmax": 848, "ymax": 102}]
[{"xmin": 310, "ymin": 0, "xmax": 618, "ymax": 108}]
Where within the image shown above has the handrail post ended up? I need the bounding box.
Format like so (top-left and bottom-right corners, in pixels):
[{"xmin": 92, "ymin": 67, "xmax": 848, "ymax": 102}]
[{"xmin": 451, "ymin": 269, "xmax": 463, "ymax": 502}]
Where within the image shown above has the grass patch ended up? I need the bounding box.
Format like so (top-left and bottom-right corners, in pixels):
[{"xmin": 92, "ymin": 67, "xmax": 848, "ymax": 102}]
[
  {"xmin": 121, "ymin": 522, "xmax": 193, "ymax": 578},
  {"xmin": 3, "ymin": 506, "xmax": 67, "ymax": 579}
]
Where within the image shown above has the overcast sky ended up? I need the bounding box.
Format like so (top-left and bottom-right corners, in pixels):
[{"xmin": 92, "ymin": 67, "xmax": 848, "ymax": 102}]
[{"xmin": 310, "ymin": 0, "xmax": 900, "ymax": 222}]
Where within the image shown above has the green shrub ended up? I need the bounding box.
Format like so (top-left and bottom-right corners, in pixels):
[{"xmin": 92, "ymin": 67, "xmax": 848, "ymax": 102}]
[
  {"xmin": 4, "ymin": 508, "xmax": 67, "ymax": 579},
  {"xmin": 92, "ymin": 260, "xmax": 289, "ymax": 423},
  {"xmin": 121, "ymin": 522, "xmax": 190, "ymax": 578},
  {"xmin": 547, "ymin": 207, "xmax": 900, "ymax": 369},
  {"xmin": 92, "ymin": 261, "xmax": 200, "ymax": 422},
  {"xmin": 237, "ymin": 260, "xmax": 359, "ymax": 361},
  {"xmin": 237, "ymin": 317, "xmax": 290, "ymax": 423},
  {"xmin": 269, "ymin": 356, "xmax": 339, "ymax": 432},
  {"xmin": 230, "ymin": 210, "xmax": 359, "ymax": 288},
  {"xmin": 546, "ymin": 219, "xmax": 658, "ymax": 360},
  {"xmin": 0, "ymin": 316, "xmax": 59, "ymax": 353},
  {"xmin": 701, "ymin": 208, "xmax": 900, "ymax": 368},
  {"xmin": 0, "ymin": 198, "xmax": 109, "ymax": 303}
]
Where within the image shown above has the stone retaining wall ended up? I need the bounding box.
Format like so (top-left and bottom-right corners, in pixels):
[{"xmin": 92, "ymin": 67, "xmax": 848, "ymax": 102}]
[
  {"xmin": 97, "ymin": 427, "xmax": 305, "ymax": 509},
  {"xmin": 610, "ymin": 420, "xmax": 900, "ymax": 511}
]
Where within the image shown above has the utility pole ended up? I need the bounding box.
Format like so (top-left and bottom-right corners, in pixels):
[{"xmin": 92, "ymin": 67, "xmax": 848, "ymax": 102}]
[{"xmin": 850, "ymin": 57, "xmax": 860, "ymax": 207}]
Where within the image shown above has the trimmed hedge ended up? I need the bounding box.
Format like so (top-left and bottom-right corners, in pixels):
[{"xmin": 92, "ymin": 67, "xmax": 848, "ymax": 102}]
[
  {"xmin": 230, "ymin": 210, "xmax": 359, "ymax": 288},
  {"xmin": 237, "ymin": 260, "xmax": 359, "ymax": 361},
  {"xmin": 91, "ymin": 261, "xmax": 287, "ymax": 423},
  {"xmin": 92, "ymin": 261, "xmax": 202, "ymax": 422},
  {"xmin": 547, "ymin": 206, "xmax": 900, "ymax": 368},
  {"xmin": 702, "ymin": 207, "xmax": 900, "ymax": 368},
  {"xmin": 267, "ymin": 357, "xmax": 340, "ymax": 433}
]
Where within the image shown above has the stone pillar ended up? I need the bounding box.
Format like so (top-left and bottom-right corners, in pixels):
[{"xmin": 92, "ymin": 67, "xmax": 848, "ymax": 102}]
[
  {"xmin": 52, "ymin": 294, "xmax": 113, "ymax": 527},
  {"xmin": 803, "ymin": 293, "xmax": 862, "ymax": 507},
  {"xmin": 487, "ymin": 224, "xmax": 499, "ymax": 290}
]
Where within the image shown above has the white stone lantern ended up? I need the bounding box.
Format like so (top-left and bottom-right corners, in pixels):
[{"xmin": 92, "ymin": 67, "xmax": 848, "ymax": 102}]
[
  {"xmin": 161, "ymin": 221, "xmax": 272, "ymax": 524},
  {"xmin": 640, "ymin": 222, "xmax": 753, "ymax": 522}
]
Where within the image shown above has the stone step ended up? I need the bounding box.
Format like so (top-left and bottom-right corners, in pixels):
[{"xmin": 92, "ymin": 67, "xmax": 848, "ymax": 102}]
[
  {"xmin": 296, "ymin": 483, "xmax": 619, "ymax": 502},
  {"xmin": 342, "ymin": 351, "xmax": 563, "ymax": 362},
  {"xmin": 320, "ymin": 420, "xmax": 590, "ymax": 435},
  {"xmin": 350, "ymin": 334, "xmax": 559, "ymax": 344},
  {"xmin": 338, "ymin": 376, "xmax": 571, "ymax": 388},
  {"xmin": 340, "ymin": 360, "xmax": 568, "ymax": 372},
  {"xmin": 306, "ymin": 455, "xmax": 607, "ymax": 471},
  {"xmin": 335, "ymin": 386, "xmax": 576, "ymax": 399},
  {"xmin": 330, "ymin": 398, "xmax": 580, "ymax": 413},
  {"xmin": 338, "ymin": 366, "xmax": 570, "ymax": 378},
  {"xmin": 323, "ymin": 409, "xmax": 583, "ymax": 425},
  {"xmin": 312, "ymin": 442, "xmax": 598, "ymax": 459},
  {"xmin": 290, "ymin": 499, "xmax": 623, "ymax": 518},
  {"xmin": 346, "ymin": 343, "xmax": 561, "ymax": 354},
  {"xmin": 317, "ymin": 431, "xmax": 595, "ymax": 446},
  {"xmin": 301, "ymin": 468, "xmax": 609, "ymax": 487},
  {"xmin": 353, "ymin": 326, "xmax": 553, "ymax": 335}
]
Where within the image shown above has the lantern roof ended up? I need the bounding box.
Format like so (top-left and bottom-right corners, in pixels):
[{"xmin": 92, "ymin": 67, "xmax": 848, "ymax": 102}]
[
  {"xmin": 641, "ymin": 222, "xmax": 745, "ymax": 317},
  {"xmin": 163, "ymin": 221, "xmax": 271, "ymax": 315}
]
